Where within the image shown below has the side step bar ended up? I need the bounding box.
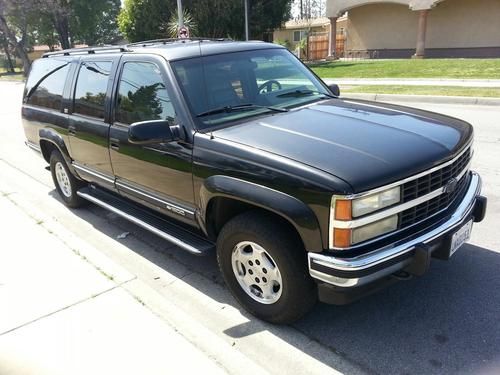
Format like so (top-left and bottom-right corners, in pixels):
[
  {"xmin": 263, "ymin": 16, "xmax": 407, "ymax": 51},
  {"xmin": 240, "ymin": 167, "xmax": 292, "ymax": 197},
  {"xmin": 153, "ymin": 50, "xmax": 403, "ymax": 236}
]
[{"xmin": 77, "ymin": 187, "xmax": 214, "ymax": 256}]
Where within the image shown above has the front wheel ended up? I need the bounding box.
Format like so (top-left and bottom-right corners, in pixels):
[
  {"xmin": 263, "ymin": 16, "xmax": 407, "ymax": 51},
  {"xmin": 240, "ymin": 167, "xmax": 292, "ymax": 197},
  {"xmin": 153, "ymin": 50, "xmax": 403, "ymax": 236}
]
[{"xmin": 217, "ymin": 211, "xmax": 317, "ymax": 324}]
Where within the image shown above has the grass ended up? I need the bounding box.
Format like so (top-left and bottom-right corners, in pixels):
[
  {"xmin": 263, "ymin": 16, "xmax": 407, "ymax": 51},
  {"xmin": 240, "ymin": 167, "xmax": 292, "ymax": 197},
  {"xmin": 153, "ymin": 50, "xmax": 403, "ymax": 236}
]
[
  {"xmin": 310, "ymin": 59, "xmax": 500, "ymax": 79},
  {"xmin": 342, "ymin": 85, "xmax": 500, "ymax": 98},
  {"xmin": 0, "ymin": 68, "xmax": 24, "ymax": 81}
]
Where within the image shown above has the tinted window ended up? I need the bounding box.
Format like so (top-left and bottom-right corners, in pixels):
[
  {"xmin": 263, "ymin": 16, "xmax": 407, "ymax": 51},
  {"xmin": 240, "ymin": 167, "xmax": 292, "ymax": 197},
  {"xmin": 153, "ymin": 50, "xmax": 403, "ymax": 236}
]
[
  {"xmin": 115, "ymin": 62, "xmax": 175, "ymax": 125},
  {"xmin": 74, "ymin": 61, "xmax": 112, "ymax": 119},
  {"xmin": 25, "ymin": 59, "xmax": 70, "ymax": 110},
  {"xmin": 171, "ymin": 49, "xmax": 327, "ymax": 128}
]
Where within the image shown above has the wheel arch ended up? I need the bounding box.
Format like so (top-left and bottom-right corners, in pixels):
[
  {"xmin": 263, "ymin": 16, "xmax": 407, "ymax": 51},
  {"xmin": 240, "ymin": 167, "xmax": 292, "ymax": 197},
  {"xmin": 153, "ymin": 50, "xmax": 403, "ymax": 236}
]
[
  {"xmin": 39, "ymin": 129, "xmax": 80, "ymax": 177},
  {"xmin": 200, "ymin": 175, "xmax": 324, "ymax": 252}
]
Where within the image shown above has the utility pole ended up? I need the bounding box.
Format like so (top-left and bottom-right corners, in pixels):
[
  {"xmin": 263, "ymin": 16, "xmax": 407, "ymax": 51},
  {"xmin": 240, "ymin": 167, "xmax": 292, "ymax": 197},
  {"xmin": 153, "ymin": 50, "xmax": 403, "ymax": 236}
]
[
  {"xmin": 177, "ymin": 0, "xmax": 184, "ymax": 28},
  {"xmin": 244, "ymin": 0, "xmax": 249, "ymax": 41}
]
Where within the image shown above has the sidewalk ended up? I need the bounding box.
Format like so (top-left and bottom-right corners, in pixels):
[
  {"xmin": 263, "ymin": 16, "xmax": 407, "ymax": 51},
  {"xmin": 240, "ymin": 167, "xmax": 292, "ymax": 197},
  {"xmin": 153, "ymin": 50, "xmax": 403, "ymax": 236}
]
[
  {"xmin": 323, "ymin": 78, "xmax": 500, "ymax": 88},
  {"xmin": 0, "ymin": 192, "xmax": 225, "ymax": 375}
]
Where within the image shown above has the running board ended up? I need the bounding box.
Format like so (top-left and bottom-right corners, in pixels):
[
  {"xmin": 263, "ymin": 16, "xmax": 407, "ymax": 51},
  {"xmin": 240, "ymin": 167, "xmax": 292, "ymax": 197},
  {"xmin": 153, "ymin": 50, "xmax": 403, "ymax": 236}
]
[{"xmin": 77, "ymin": 187, "xmax": 214, "ymax": 256}]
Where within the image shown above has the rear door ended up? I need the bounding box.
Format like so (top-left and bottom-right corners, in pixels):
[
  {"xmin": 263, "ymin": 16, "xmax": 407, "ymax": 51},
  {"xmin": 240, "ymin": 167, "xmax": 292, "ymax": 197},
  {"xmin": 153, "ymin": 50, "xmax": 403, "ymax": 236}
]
[
  {"xmin": 108, "ymin": 55, "xmax": 196, "ymax": 224},
  {"xmin": 67, "ymin": 56, "xmax": 119, "ymax": 190}
]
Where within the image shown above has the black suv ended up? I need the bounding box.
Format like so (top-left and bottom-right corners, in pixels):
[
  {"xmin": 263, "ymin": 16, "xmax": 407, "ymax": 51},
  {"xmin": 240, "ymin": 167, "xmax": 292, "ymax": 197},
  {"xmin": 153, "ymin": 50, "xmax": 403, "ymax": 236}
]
[{"xmin": 22, "ymin": 39, "xmax": 487, "ymax": 323}]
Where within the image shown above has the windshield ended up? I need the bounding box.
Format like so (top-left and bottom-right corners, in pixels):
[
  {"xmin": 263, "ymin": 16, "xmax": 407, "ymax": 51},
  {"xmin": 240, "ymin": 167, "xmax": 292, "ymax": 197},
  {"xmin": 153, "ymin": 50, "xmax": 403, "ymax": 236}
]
[{"xmin": 171, "ymin": 48, "xmax": 332, "ymax": 129}]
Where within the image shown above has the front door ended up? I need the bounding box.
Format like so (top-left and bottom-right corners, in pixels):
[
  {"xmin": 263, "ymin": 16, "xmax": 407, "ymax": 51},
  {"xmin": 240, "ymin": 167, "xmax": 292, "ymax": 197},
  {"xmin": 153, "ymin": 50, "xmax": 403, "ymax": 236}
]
[{"xmin": 109, "ymin": 55, "xmax": 196, "ymax": 224}]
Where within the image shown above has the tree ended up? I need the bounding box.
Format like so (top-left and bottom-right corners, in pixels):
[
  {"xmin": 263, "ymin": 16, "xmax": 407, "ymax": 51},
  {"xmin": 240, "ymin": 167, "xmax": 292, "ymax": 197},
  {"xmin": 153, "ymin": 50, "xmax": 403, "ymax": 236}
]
[
  {"xmin": 0, "ymin": 0, "xmax": 32, "ymax": 74},
  {"xmin": 118, "ymin": 0, "xmax": 174, "ymax": 42},
  {"xmin": 295, "ymin": 0, "xmax": 325, "ymax": 19},
  {"xmin": 70, "ymin": 0, "xmax": 121, "ymax": 45},
  {"xmin": 31, "ymin": 13, "xmax": 59, "ymax": 51},
  {"xmin": 167, "ymin": 9, "xmax": 197, "ymax": 38},
  {"xmin": 38, "ymin": 0, "xmax": 72, "ymax": 49},
  {"xmin": 248, "ymin": 0, "xmax": 292, "ymax": 40},
  {"xmin": 0, "ymin": 30, "xmax": 15, "ymax": 72},
  {"xmin": 119, "ymin": 0, "xmax": 292, "ymax": 42}
]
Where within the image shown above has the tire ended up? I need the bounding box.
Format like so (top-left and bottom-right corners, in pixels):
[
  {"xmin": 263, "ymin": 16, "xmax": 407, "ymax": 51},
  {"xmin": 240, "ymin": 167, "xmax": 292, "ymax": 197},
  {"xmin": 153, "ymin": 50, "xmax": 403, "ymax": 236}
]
[
  {"xmin": 217, "ymin": 211, "xmax": 317, "ymax": 324},
  {"xmin": 50, "ymin": 150, "xmax": 86, "ymax": 208}
]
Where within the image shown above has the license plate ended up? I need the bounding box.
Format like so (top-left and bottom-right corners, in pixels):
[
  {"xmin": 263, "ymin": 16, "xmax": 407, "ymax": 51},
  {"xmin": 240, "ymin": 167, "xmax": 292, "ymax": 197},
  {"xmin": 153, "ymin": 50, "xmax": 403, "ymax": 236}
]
[{"xmin": 450, "ymin": 220, "xmax": 473, "ymax": 257}]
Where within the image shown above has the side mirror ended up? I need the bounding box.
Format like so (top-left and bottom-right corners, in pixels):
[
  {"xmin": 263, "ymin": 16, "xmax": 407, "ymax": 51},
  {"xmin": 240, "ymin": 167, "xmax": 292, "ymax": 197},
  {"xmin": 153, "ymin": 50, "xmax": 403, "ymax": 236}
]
[
  {"xmin": 128, "ymin": 120, "xmax": 175, "ymax": 145},
  {"xmin": 328, "ymin": 83, "xmax": 340, "ymax": 97}
]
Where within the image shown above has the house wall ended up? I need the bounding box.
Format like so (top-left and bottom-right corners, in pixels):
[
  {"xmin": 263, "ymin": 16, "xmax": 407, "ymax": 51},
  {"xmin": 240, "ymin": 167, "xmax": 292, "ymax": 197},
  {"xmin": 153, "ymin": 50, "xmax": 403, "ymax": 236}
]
[
  {"xmin": 347, "ymin": 4, "xmax": 418, "ymax": 50},
  {"xmin": 426, "ymin": 0, "xmax": 500, "ymax": 49},
  {"xmin": 346, "ymin": 0, "xmax": 500, "ymax": 57},
  {"xmin": 273, "ymin": 18, "xmax": 347, "ymax": 51}
]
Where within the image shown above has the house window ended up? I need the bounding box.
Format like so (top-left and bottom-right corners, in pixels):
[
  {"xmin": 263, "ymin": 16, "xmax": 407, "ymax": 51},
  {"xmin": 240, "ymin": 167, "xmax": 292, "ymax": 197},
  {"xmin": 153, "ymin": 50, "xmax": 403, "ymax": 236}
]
[{"xmin": 293, "ymin": 30, "xmax": 307, "ymax": 42}]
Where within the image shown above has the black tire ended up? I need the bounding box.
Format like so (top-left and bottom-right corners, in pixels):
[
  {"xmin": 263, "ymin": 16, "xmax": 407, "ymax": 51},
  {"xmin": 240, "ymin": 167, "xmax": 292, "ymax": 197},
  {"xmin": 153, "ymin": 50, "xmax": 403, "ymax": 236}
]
[
  {"xmin": 49, "ymin": 150, "xmax": 86, "ymax": 208},
  {"xmin": 217, "ymin": 211, "xmax": 317, "ymax": 324}
]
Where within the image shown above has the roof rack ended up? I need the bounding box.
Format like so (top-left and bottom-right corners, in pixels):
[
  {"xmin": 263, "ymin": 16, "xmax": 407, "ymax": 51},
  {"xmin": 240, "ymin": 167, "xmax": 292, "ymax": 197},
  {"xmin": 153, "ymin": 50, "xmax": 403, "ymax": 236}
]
[
  {"xmin": 43, "ymin": 45, "xmax": 131, "ymax": 58},
  {"xmin": 127, "ymin": 37, "xmax": 232, "ymax": 47}
]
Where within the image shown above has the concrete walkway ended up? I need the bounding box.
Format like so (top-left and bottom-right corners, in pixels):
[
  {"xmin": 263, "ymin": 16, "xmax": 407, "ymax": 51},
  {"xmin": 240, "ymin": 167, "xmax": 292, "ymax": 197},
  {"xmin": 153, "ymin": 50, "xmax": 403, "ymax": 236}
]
[
  {"xmin": 0, "ymin": 192, "xmax": 226, "ymax": 375},
  {"xmin": 324, "ymin": 78, "xmax": 500, "ymax": 88}
]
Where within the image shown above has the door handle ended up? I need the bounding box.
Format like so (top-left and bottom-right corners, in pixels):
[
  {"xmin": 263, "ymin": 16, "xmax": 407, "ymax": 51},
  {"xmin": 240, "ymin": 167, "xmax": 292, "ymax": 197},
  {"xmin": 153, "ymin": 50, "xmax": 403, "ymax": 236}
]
[
  {"xmin": 110, "ymin": 138, "xmax": 120, "ymax": 151},
  {"xmin": 68, "ymin": 125, "xmax": 76, "ymax": 136}
]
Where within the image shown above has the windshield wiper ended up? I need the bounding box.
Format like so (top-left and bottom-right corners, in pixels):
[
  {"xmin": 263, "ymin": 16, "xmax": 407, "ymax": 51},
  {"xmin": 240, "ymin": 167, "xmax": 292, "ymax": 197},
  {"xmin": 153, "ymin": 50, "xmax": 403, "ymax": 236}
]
[
  {"xmin": 276, "ymin": 89, "xmax": 336, "ymax": 99},
  {"xmin": 196, "ymin": 103, "xmax": 288, "ymax": 118}
]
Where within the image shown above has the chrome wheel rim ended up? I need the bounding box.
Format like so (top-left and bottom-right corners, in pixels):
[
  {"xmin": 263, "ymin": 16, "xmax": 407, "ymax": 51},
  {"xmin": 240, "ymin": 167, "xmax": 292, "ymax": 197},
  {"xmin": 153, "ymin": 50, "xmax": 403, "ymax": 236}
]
[
  {"xmin": 231, "ymin": 241, "xmax": 283, "ymax": 305},
  {"xmin": 55, "ymin": 162, "xmax": 72, "ymax": 198}
]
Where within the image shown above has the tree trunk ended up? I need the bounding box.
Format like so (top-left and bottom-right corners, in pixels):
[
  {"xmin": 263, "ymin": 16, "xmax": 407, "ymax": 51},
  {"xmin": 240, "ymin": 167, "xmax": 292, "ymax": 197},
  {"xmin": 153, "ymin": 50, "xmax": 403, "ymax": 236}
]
[
  {"xmin": 0, "ymin": 14, "xmax": 31, "ymax": 75},
  {"xmin": 2, "ymin": 38, "xmax": 15, "ymax": 72},
  {"xmin": 52, "ymin": 9, "xmax": 71, "ymax": 49}
]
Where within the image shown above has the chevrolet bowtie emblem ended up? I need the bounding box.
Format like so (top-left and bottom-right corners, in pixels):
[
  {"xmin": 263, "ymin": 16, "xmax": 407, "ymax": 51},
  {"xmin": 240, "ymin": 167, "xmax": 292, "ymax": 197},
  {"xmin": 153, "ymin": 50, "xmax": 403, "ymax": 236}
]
[{"xmin": 444, "ymin": 178, "xmax": 458, "ymax": 194}]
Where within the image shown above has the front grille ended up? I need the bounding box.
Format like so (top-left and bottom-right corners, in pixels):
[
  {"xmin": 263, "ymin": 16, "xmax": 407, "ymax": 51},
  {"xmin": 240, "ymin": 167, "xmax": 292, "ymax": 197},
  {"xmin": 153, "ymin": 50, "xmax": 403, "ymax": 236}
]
[
  {"xmin": 401, "ymin": 147, "xmax": 471, "ymax": 203},
  {"xmin": 397, "ymin": 146, "xmax": 471, "ymax": 229},
  {"xmin": 400, "ymin": 172, "xmax": 469, "ymax": 227}
]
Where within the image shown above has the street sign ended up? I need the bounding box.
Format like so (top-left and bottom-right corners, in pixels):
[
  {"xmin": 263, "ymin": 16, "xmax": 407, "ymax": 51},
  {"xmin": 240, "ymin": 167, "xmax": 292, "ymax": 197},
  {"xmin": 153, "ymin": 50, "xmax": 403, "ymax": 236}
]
[{"xmin": 178, "ymin": 26, "xmax": 190, "ymax": 39}]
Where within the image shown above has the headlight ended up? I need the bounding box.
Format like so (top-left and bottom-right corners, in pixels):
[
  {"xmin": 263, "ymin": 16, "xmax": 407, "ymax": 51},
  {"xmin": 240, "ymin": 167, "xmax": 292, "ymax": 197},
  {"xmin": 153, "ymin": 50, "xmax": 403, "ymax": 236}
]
[
  {"xmin": 352, "ymin": 186, "xmax": 401, "ymax": 217},
  {"xmin": 331, "ymin": 186, "xmax": 402, "ymax": 248},
  {"xmin": 351, "ymin": 215, "xmax": 398, "ymax": 244}
]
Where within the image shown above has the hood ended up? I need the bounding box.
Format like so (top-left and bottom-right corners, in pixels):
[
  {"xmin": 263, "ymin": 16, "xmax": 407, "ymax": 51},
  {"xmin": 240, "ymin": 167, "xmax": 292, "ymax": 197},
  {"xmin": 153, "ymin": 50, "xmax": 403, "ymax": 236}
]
[{"xmin": 213, "ymin": 99, "xmax": 472, "ymax": 193}]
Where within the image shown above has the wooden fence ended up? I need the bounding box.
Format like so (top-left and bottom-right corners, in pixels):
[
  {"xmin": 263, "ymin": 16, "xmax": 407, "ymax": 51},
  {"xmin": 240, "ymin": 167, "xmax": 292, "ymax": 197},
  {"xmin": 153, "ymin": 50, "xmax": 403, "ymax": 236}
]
[{"xmin": 307, "ymin": 32, "xmax": 346, "ymax": 60}]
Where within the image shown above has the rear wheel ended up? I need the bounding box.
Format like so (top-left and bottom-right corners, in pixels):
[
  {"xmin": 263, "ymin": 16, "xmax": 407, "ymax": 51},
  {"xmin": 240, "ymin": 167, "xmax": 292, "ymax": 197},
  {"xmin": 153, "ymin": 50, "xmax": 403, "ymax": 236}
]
[
  {"xmin": 217, "ymin": 211, "xmax": 317, "ymax": 324},
  {"xmin": 50, "ymin": 151, "xmax": 86, "ymax": 208}
]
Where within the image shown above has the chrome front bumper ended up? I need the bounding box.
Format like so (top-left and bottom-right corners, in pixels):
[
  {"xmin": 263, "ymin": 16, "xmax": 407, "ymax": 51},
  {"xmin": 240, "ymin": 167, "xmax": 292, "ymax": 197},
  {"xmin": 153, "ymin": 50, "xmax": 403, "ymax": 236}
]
[{"xmin": 309, "ymin": 172, "xmax": 485, "ymax": 288}]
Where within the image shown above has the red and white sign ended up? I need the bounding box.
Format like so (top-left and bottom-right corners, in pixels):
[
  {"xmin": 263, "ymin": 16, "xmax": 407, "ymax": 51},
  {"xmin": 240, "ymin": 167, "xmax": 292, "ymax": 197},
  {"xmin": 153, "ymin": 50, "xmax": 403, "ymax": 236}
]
[{"xmin": 178, "ymin": 26, "xmax": 190, "ymax": 39}]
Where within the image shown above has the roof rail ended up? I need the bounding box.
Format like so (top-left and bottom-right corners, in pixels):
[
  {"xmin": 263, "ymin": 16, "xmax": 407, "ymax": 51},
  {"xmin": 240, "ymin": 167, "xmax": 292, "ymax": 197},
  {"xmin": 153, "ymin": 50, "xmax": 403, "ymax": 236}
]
[
  {"xmin": 127, "ymin": 37, "xmax": 232, "ymax": 47},
  {"xmin": 42, "ymin": 45, "xmax": 131, "ymax": 58}
]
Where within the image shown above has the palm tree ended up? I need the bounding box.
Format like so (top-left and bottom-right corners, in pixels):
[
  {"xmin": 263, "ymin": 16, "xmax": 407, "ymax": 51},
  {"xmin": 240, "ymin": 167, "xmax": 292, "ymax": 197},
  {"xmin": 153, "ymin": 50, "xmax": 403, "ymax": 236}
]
[{"xmin": 167, "ymin": 10, "xmax": 197, "ymax": 38}]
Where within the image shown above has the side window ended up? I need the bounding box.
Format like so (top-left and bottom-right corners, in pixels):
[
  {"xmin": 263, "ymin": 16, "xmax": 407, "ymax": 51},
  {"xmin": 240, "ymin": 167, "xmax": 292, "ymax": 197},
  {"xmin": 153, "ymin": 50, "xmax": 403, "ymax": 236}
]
[
  {"xmin": 26, "ymin": 61, "xmax": 70, "ymax": 110},
  {"xmin": 74, "ymin": 61, "xmax": 112, "ymax": 119},
  {"xmin": 115, "ymin": 62, "xmax": 175, "ymax": 125}
]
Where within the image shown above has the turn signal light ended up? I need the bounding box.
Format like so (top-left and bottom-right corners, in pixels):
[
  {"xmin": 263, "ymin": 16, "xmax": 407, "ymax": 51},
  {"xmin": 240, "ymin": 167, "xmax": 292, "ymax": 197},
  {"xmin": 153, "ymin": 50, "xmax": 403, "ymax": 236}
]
[
  {"xmin": 335, "ymin": 200, "xmax": 352, "ymax": 220},
  {"xmin": 333, "ymin": 228, "xmax": 351, "ymax": 248}
]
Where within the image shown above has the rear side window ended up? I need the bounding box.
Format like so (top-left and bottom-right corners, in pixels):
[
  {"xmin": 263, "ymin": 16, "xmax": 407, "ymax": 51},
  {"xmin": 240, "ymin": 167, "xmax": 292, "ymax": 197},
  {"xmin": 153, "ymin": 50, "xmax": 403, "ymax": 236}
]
[
  {"xmin": 25, "ymin": 59, "xmax": 70, "ymax": 110},
  {"xmin": 74, "ymin": 61, "xmax": 113, "ymax": 119},
  {"xmin": 115, "ymin": 62, "xmax": 175, "ymax": 125}
]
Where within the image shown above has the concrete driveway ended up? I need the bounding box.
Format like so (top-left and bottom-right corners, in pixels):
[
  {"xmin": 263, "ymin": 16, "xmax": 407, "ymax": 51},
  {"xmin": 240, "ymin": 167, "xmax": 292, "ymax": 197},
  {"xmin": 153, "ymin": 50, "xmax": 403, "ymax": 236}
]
[{"xmin": 0, "ymin": 81, "xmax": 499, "ymax": 375}]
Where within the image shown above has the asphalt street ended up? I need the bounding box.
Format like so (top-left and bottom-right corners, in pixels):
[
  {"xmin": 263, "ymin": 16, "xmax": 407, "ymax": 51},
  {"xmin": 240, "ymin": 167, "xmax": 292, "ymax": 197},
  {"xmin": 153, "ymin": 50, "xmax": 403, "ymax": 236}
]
[{"xmin": 0, "ymin": 80, "xmax": 499, "ymax": 375}]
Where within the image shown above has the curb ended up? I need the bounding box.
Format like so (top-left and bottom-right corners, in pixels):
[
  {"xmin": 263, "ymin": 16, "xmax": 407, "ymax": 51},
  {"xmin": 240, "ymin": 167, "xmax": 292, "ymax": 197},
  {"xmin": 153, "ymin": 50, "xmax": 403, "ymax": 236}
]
[{"xmin": 341, "ymin": 93, "xmax": 500, "ymax": 106}]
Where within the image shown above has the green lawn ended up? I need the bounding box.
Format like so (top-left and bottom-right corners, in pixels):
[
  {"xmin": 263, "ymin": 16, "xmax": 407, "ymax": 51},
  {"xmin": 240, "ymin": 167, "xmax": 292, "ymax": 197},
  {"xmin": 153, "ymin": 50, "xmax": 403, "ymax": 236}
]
[
  {"xmin": 342, "ymin": 85, "xmax": 500, "ymax": 98},
  {"xmin": 310, "ymin": 59, "xmax": 500, "ymax": 79},
  {"xmin": 0, "ymin": 68, "xmax": 24, "ymax": 81}
]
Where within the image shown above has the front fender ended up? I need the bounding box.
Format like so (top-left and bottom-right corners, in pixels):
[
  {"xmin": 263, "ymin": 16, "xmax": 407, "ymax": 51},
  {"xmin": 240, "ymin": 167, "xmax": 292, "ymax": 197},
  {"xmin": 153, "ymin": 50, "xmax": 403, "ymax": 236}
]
[{"xmin": 200, "ymin": 175, "xmax": 324, "ymax": 252}]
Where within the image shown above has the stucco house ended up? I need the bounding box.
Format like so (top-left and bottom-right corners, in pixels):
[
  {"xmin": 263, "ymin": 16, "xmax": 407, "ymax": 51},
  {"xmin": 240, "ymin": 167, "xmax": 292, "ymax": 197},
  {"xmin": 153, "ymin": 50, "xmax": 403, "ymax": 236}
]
[
  {"xmin": 326, "ymin": 0, "xmax": 500, "ymax": 58},
  {"xmin": 273, "ymin": 16, "xmax": 348, "ymax": 53}
]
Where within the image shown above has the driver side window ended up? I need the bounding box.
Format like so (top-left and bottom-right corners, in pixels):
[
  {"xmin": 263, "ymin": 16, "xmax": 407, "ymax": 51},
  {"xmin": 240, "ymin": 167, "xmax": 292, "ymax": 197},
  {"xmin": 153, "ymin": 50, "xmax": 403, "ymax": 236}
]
[
  {"xmin": 252, "ymin": 55, "xmax": 314, "ymax": 93},
  {"xmin": 115, "ymin": 62, "xmax": 175, "ymax": 125}
]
